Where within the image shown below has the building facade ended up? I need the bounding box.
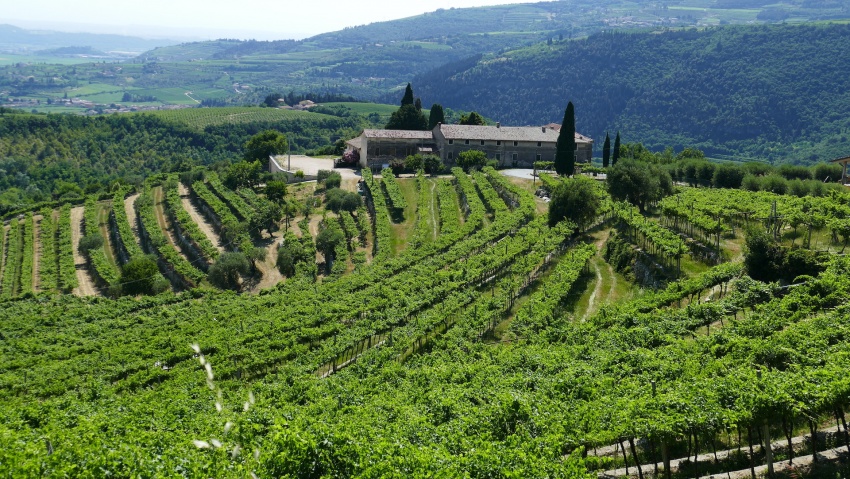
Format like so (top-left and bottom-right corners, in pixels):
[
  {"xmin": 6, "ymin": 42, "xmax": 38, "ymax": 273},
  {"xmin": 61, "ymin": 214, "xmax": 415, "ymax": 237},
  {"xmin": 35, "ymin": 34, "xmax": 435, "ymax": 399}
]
[{"xmin": 346, "ymin": 123, "xmax": 593, "ymax": 169}]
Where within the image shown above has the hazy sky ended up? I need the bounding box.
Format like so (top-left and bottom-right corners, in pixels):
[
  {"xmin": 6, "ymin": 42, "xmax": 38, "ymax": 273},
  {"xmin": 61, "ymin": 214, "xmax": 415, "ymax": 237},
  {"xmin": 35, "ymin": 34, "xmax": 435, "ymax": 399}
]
[{"xmin": 5, "ymin": 0, "xmax": 523, "ymax": 40}]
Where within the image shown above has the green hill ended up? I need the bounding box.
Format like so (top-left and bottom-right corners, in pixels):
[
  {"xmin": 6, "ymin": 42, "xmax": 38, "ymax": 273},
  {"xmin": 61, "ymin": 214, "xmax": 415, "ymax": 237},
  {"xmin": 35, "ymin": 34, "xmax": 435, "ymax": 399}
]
[{"xmin": 415, "ymin": 23, "xmax": 850, "ymax": 164}]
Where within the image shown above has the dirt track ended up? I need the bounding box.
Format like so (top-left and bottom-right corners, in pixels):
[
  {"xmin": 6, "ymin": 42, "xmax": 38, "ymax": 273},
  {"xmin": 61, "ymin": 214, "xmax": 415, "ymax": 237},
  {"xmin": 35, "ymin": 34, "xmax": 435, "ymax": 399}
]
[{"xmin": 70, "ymin": 206, "xmax": 97, "ymax": 297}]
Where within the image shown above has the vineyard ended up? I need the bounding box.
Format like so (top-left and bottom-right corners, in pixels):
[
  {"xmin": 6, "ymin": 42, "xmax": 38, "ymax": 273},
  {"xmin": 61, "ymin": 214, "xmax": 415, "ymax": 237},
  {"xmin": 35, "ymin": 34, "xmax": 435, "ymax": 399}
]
[{"xmin": 1, "ymin": 169, "xmax": 850, "ymax": 479}]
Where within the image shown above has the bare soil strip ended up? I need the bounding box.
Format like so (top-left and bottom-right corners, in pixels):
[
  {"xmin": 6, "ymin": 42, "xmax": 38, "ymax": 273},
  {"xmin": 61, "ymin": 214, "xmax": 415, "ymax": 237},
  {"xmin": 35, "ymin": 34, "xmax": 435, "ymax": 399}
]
[
  {"xmin": 178, "ymin": 182, "xmax": 224, "ymax": 253},
  {"xmin": 251, "ymin": 235, "xmax": 284, "ymax": 293},
  {"xmin": 70, "ymin": 206, "xmax": 97, "ymax": 297},
  {"xmin": 581, "ymin": 230, "xmax": 612, "ymax": 321},
  {"xmin": 32, "ymin": 214, "xmax": 41, "ymax": 292}
]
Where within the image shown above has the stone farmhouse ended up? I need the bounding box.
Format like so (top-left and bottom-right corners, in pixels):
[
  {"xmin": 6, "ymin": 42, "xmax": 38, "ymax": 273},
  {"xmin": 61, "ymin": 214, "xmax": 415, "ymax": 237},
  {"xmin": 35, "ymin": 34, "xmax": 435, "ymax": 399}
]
[{"xmin": 345, "ymin": 123, "xmax": 593, "ymax": 169}]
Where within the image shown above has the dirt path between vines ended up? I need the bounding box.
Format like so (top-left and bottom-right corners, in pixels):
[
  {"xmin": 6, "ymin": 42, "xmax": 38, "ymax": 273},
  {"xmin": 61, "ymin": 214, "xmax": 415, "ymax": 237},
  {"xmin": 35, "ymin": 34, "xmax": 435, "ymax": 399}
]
[
  {"xmin": 32, "ymin": 214, "xmax": 42, "ymax": 292},
  {"xmin": 581, "ymin": 230, "xmax": 613, "ymax": 321},
  {"xmin": 70, "ymin": 206, "xmax": 97, "ymax": 297},
  {"xmin": 178, "ymin": 182, "xmax": 224, "ymax": 253},
  {"xmin": 123, "ymin": 193, "xmax": 143, "ymax": 251},
  {"xmin": 429, "ymin": 180, "xmax": 438, "ymax": 240},
  {"xmin": 250, "ymin": 235, "xmax": 284, "ymax": 292}
]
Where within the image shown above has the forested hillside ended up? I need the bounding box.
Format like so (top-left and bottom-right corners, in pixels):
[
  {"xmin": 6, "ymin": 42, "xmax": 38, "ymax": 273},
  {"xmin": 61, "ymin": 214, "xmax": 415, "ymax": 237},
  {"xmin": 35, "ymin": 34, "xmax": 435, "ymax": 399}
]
[
  {"xmin": 415, "ymin": 23, "xmax": 850, "ymax": 163},
  {"xmin": 0, "ymin": 110, "xmax": 363, "ymax": 213}
]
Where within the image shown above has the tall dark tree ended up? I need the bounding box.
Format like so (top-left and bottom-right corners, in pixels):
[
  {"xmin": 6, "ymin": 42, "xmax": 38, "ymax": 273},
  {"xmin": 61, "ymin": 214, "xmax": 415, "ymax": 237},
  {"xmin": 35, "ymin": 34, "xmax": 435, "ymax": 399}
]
[
  {"xmin": 414, "ymin": 98, "xmax": 422, "ymax": 111},
  {"xmin": 611, "ymin": 131, "xmax": 621, "ymax": 166},
  {"xmin": 429, "ymin": 103, "xmax": 445, "ymax": 129},
  {"xmin": 602, "ymin": 132, "xmax": 611, "ymax": 168},
  {"xmin": 555, "ymin": 102, "xmax": 576, "ymax": 176},
  {"xmin": 385, "ymin": 104, "xmax": 428, "ymax": 130},
  {"xmin": 401, "ymin": 83, "xmax": 414, "ymax": 106}
]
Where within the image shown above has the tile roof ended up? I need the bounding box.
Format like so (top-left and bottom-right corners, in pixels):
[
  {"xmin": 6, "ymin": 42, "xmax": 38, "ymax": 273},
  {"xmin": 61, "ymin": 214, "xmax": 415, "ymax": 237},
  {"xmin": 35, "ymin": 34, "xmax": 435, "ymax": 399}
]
[
  {"xmin": 362, "ymin": 129, "xmax": 434, "ymax": 140},
  {"xmin": 439, "ymin": 124, "xmax": 592, "ymax": 143}
]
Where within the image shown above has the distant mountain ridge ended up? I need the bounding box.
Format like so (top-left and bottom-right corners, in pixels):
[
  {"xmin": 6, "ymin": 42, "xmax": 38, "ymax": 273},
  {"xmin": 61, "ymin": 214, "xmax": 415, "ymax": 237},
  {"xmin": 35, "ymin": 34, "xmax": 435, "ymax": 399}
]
[
  {"xmin": 0, "ymin": 24, "xmax": 182, "ymax": 54},
  {"xmin": 413, "ymin": 23, "xmax": 850, "ymax": 164}
]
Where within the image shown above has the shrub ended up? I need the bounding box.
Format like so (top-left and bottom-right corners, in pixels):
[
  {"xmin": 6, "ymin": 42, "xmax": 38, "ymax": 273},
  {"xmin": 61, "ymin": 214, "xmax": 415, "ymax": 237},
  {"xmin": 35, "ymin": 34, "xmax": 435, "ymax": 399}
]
[
  {"xmin": 456, "ymin": 150, "xmax": 488, "ymax": 172},
  {"xmin": 325, "ymin": 172, "xmax": 342, "ymax": 189},
  {"xmin": 813, "ymin": 162, "xmax": 842, "ymax": 182},
  {"xmin": 778, "ymin": 164, "xmax": 812, "ymax": 181},
  {"xmin": 325, "ymin": 188, "xmax": 362, "ymax": 213},
  {"xmin": 207, "ymin": 252, "xmax": 250, "ymax": 291},
  {"xmin": 788, "ymin": 179, "xmax": 809, "ymax": 197},
  {"xmin": 121, "ymin": 255, "xmax": 167, "ymax": 296},
  {"xmin": 712, "ymin": 164, "xmax": 745, "ymax": 189},
  {"xmin": 77, "ymin": 233, "xmax": 103, "ymax": 254},
  {"xmin": 742, "ymin": 174, "xmax": 761, "ymax": 191},
  {"xmin": 760, "ymin": 174, "xmax": 788, "ymax": 194}
]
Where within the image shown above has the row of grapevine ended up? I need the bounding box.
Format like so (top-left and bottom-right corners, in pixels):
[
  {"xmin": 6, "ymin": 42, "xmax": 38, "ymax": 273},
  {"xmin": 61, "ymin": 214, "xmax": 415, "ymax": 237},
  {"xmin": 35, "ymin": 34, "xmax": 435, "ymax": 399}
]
[
  {"xmin": 613, "ymin": 201, "xmax": 688, "ymax": 273},
  {"xmin": 410, "ymin": 170, "xmax": 434, "ymax": 248},
  {"xmin": 471, "ymin": 170, "xmax": 509, "ymax": 216},
  {"xmin": 18, "ymin": 214, "xmax": 34, "ymax": 296},
  {"xmin": 510, "ymin": 243, "xmax": 597, "ymax": 332},
  {"xmin": 83, "ymin": 198, "xmax": 121, "ymax": 287},
  {"xmin": 354, "ymin": 206, "xmax": 369, "ymax": 247},
  {"xmin": 111, "ymin": 189, "xmax": 144, "ymax": 262},
  {"xmin": 380, "ymin": 168, "xmax": 407, "ymax": 210},
  {"xmin": 436, "ymin": 179, "xmax": 461, "ymax": 237},
  {"xmin": 37, "ymin": 208, "xmax": 58, "ymax": 292},
  {"xmin": 537, "ymin": 171, "xmax": 561, "ymax": 192},
  {"xmin": 338, "ymin": 211, "xmax": 359, "ymax": 251},
  {"xmin": 361, "ymin": 168, "xmax": 393, "ymax": 263},
  {"xmin": 190, "ymin": 180, "xmax": 254, "ymax": 254},
  {"xmin": 206, "ymin": 173, "xmax": 256, "ymax": 223},
  {"xmin": 1, "ymin": 217, "xmax": 20, "ymax": 298},
  {"xmin": 163, "ymin": 179, "xmax": 220, "ymax": 264},
  {"xmin": 57, "ymin": 204, "xmax": 77, "ymax": 292},
  {"xmin": 135, "ymin": 189, "xmax": 206, "ymax": 287}
]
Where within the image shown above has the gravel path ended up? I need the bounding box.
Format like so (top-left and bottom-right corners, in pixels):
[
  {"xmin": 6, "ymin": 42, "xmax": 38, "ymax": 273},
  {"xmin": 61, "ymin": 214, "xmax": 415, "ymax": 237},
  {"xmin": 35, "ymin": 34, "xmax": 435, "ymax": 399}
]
[
  {"xmin": 70, "ymin": 206, "xmax": 97, "ymax": 297},
  {"xmin": 178, "ymin": 182, "xmax": 224, "ymax": 253}
]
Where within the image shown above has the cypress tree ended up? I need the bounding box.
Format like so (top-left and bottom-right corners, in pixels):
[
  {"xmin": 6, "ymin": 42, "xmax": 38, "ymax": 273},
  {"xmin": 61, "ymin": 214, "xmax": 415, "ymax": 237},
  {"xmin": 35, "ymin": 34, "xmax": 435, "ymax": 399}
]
[
  {"xmin": 555, "ymin": 102, "xmax": 576, "ymax": 176},
  {"xmin": 612, "ymin": 131, "xmax": 621, "ymax": 166},
  {"xmin": 401, "ymin": 83, "xmax": 414, "ymax": 106},
  {"xmin": 429, "ymin": 103, "xmax": 445, "ymax": 129},
  {"xmin": 414, "ymin": 98, "xmax": 422, "ymax": 111},
  {"xmin": 602, "ymin": 132, "xmax": 611, "ymax": 168}
]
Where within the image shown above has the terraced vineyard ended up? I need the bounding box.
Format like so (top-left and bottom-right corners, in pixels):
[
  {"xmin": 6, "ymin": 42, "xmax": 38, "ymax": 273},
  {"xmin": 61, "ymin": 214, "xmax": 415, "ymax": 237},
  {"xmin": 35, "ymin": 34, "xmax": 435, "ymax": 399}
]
[{"xmin": 2, "ymin": 172, "xmax": 850, "ymax": 479}]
